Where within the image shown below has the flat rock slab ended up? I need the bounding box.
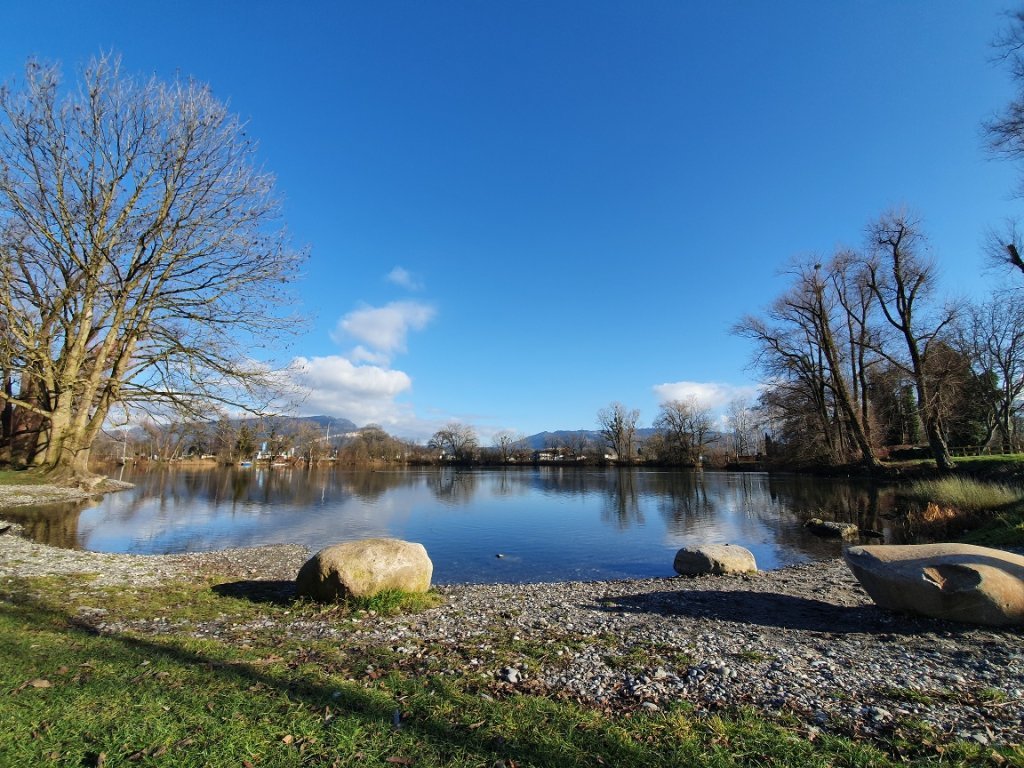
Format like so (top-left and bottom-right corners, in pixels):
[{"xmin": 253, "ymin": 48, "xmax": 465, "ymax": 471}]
[
  {"xmin": 296, "ymin": 537, "xmax": 433, "ymax": 602},
  {"xmin": 844, "ymin": 543, "xmax": 1024, "ymax": 627},
  {"xmin": 674, "ymin": 544, "xmax": 757, "ymax": 576}
]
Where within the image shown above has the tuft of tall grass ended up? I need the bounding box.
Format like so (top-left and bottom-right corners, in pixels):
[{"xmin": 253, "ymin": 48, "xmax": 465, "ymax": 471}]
[
  {"xmin": 904, "ymin": 476, "xmax": 1023, "ymax": 513},
  {"xmin": 901, "ymin": 476, "xmax": 1024, "ymax": 540}
]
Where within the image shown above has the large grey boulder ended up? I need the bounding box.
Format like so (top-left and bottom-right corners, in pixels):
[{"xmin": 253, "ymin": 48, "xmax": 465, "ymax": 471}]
[
  {"xmin": 844, "ymin": 543, "xmax": 1024, "ymax": 627},
  {"xmin": 673, "ymin": 544, "xmax": 757, "ymax": 576},
  {"xmin": 296, "ymin": 538, "xmax": 433, "ymax": 602}
]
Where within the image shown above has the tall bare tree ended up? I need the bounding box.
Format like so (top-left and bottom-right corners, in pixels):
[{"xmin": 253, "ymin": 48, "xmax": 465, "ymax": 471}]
[
  {"xmin": 735, "ymin": 251, "xmax": 884, "ymax": 467},
  {"xmin": 866, "ymin": 211, "xmax": 957, "ymax": 470},
  {"xmin": 597, "ymin": 402, "xmax": 639, "ymax": 463},
  {"xmin": 0, "ymin": 55, "xmax": 303, "ymax": 482}
]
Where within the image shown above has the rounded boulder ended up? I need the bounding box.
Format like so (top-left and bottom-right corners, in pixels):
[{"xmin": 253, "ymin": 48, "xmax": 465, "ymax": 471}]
[
  {"xmin": 673, "ymin": 544, "xmax": 757, "ymax": 576},
  {"xmin": 296, "ymin": 538, "xmax": 433, "ymax": 602}
]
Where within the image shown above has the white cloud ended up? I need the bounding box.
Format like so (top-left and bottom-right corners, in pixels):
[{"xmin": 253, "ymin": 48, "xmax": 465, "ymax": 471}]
[
  {"xmin": 386, "ymin": 266, "xmax": 422, "ymax": 291},
  {"xmin": 652, "ymin": 380, "xmax": 761, "ymax": 411},
  {"xmin": 349, "ymin": 345, "xmax": 392, "ymax": 365},
  {"xmin": 291, "ymin": 355, "xmax": 414, "ymax": 426},
  {"xmin": 331, "ymin": 300, "xmax": 435, "ymax": 360}
]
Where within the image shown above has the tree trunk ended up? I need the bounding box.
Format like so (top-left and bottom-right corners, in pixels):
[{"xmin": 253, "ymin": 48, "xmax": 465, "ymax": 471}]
[{"xmin": 36, "ymin": 403, "xmax": 102, "ymax": 486}]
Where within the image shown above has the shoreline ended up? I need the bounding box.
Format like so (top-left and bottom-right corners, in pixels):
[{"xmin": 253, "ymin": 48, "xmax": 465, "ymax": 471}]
[
  {"xmin": 2, "ymin": 482, "xmax": 1023, "ymax": 748},
  {"xmin": 0, "ymin": 479, "xmax": 134, "ymax": 510}
]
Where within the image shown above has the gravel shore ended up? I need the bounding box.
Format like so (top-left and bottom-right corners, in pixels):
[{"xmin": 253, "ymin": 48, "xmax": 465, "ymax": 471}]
[{"xmin": 2, "ymin": 484, "xmax": 1022, "ymax": 749}]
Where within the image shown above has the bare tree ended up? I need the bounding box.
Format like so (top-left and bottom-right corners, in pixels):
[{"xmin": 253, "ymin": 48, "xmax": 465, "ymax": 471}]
[
  {"xmin": 654, "ymin": 397, "xmax": 714, "ymax": 465},
  {"xmin": 866, "ymin": 211, "xmax": 957, "ymax": 470},
  {"xmin": 726, "ymin": 398, "xmax": 757, "ymax": 457},
  {"xmin": 597, "ymin": 402, "xmax": 639, "ymax": 463},
  {"xmin": 734, "ymin": 251, "xmax": 884, "ymax": 467},
  {"xmin": 492, "ymin": 429, "xmax": 527, "ymax": 463},
  {"xmin": 958, "ymin": 297, "xmax": 1024, "ymax": 451},
  {"xmin": 429, "ymin": 421, "xmax": 478, "ymax": 462},
  {"xmin": 0, "ymin": 54, "xmax": 303, "ymax": 482}
]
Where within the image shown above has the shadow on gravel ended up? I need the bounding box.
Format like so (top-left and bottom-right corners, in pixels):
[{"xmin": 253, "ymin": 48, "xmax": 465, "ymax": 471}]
[
  {"xmin": 211, "ymin": 579, "xmax": 297, "ymax": 605},
  {"xmin": 595, "ymin": 589, "xmax": 944, "ymax": 635}
]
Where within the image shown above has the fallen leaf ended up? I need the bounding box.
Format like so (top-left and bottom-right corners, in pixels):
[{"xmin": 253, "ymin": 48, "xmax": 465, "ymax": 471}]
[
  {"xmin": 386, "ymin": 757, "xmax": 413, "ymax": 765},
  {"xmin": 282, "ymin": 734, "xmax": 294, "ymax": 745},
  {"xmin": 28, "ymin": 679, "xmax": 52, "ymax": 689}
]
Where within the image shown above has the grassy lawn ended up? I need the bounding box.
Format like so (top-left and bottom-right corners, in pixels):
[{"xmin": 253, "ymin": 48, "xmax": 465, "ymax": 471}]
[{"xmin": 0, "ymin": 576, "xmax": 1018, "ymax": 767}]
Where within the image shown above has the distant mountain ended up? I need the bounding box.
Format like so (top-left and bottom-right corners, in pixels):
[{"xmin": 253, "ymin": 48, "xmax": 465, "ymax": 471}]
[
  {"xmin": 294, "ymin": 415, "xmax": 358, "ymax": 433},
  {"xmin": 524, "ymin": 428, "xmax": 661, "ymax": 451},
  {"xmin": 525, "ymin": 430, "xmax": 596, "ymax": 450}
]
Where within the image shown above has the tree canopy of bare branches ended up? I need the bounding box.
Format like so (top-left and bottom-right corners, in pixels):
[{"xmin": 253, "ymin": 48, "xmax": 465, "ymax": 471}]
[
  {"xmin": 0, "ymin": 54, "xmax": 304, "ymax": 480},
  {"xmin": 734, "ymin": 253, "xmax": 881, "ymax": 467},
  {"xmin": 866, "ymin": 211, "xmax": 958, "ymax": 470},
  {"xmin": 653, "ymin": 397, "xmax": 715, "ymax": 465},
  {"xmin": 429, "ymin": 422, "xmax": 478, "ymax": 462},
  {"xmin": 734, "ymin": 210, "xmax": 967, "ymax": 469},
  {"xmin": 597, "ymin": 402, "xmax": 639, "ymax": 463}
]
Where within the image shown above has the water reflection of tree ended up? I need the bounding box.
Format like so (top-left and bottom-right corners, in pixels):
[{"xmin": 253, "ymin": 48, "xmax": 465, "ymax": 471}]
[
  {"xmin": 765, "ymin": 474, "xmax": 894, "ymax": 532},
  {"xmin": 430, "ymin": 468, "xmax": 479, "ymax": 505},
  {"xmin": 479, "ymin": 468, "xmax": 533, "ymax": 498},
  {"xmin": 653, "ymin": 471, "xmax": 716, "ymax": 535},
  {"xmin": 600, "ymin": 468, "xmax": 644, "ymax": 529},
  {"xmin": 531, "ymin": 466, "xmax": 603, "ymax": 497},
  {"xmin": 2, "ymin": 500, "xmax": 91, "ymax": 548},
  {"xmin": 337, "ymin": 470, "xmax": 422, "ymax": 503}
]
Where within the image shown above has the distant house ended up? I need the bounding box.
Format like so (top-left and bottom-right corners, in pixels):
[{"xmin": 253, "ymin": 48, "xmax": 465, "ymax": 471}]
[{"xmin": 532, "ymin": 447, "xmax": 587, "ymax": 462}]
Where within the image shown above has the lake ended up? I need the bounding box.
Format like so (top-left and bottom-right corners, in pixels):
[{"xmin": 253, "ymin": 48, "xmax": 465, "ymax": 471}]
[{"xmin": 9, "ymin": 466, "xmax": 904, "ymax": 584}]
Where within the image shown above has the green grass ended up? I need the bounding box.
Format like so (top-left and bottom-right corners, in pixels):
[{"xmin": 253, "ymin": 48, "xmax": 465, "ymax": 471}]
[
  {"xmin": 0, "ymin": 468, "xmax": 49, "ymax": 486},
  {"xmin": 959, "ymin": 508, "xmax": 1024, "ymax": 547},
  {"xmin": 953, "ymin": 453, "xmax": 1024, "ymax": 467},
  {"xmin": 0, "ymin": 576, "xmax": 1019, "ymax": 767},
  {"xmin": 345, "ymin": 588, "xmax": 444, "ymax": 616}
]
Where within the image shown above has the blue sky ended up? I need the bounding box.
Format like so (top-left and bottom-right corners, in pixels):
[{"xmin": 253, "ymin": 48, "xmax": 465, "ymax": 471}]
[{"xmin": 0, "ymin": 1, "xmax": 1017, "ymax": 441}]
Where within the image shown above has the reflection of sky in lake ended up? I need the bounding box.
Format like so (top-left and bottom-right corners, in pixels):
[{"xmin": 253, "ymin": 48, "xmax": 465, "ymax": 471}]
[{"xmin": 61, "ymin": 467, "xmax": 892, "ymax": 584}]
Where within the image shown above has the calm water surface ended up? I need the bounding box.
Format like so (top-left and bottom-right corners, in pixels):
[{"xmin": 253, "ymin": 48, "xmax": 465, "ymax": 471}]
[{"xmin": 11, "ymin": 466, "xmax": 903, "ymax": 584}]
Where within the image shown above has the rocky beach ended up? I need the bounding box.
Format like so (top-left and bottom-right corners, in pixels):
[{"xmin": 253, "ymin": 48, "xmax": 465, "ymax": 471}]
[{"xmin": 1, "ymin": 482, "xmax": 1022, "ymax": 750}]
